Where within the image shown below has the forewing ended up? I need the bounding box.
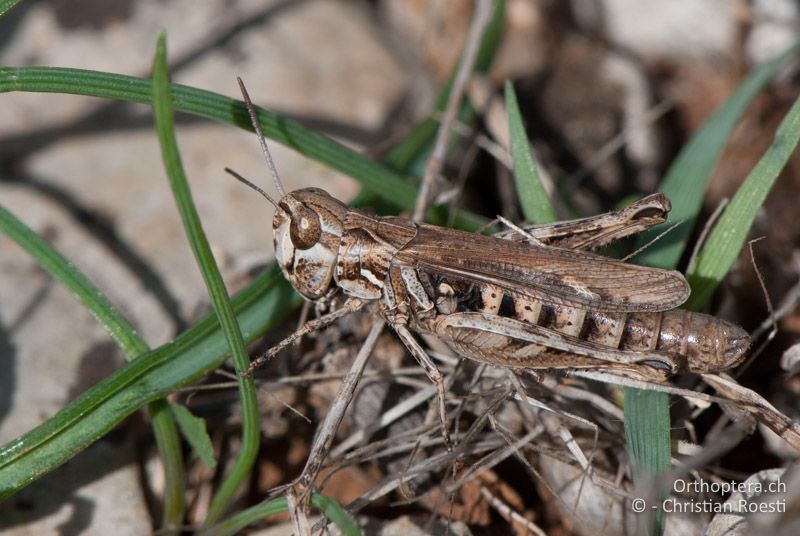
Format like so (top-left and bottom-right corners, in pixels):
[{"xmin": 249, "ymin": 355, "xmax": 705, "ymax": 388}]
[{"xmin": 396, "ymin": 225, "xmax": 689, "ymax": 313}]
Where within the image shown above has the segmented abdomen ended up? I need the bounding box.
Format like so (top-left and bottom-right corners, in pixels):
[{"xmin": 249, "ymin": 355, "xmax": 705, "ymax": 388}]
[
  {"xmin": 582, "ymin": 308, "xmax": 749, "ymax": 373},
  {"xmin": 428, "ymin": 279, "xmax": 749, "ymax": 374}
]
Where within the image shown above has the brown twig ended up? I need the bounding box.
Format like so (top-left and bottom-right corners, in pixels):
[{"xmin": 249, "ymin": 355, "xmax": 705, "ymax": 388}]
[
  {"xmin": 295, "ymin": 319, "xmax": 385, "ymax": 498},
  {"xmin": 331, "ymin": 383, "xmax": 438, "ymax": 457},
  {"xmin": 479, "ymin": 484, "xmax": 546, "ymax": 536},
  {"xmin": 752, "ymin": 264, "xmax": 800, "ymax": 341},
  {"xmin": 702, "ymin": 373, "xmax": 800, "ymax": 451},
  {"xmin": 286, "ymin": 489, "xmax": 310, "ymax": 536},
  {"xmin": 686, "ymin": 197, "xmax": 729, "ymax": 274},
  {"xmin": 736, "ymin": 237, "xmax": 778, "ymax": 375},
  {"xmin": 412, "ymin": 0, "xmax": 494, "ymax": 222}
]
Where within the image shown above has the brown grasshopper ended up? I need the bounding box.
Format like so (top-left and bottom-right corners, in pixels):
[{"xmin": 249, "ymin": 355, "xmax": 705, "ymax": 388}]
[{"xmin": 231, "ymin": 80, "xmax": 750, "ymax": 445}]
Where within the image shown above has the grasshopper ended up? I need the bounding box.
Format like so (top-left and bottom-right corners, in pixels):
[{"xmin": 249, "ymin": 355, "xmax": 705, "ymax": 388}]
[{"xmin": 231, "ymin": 80, "xmax": 750, "ymax": 446}]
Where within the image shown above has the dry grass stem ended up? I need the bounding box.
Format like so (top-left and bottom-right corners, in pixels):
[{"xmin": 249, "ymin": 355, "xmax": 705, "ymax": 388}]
[{"xmin": 413, "ymin": 0, "xmax": 494, "ymax": 222}]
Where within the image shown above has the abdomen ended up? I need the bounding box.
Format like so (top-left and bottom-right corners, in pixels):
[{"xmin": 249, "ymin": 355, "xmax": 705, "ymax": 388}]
[{"xmin": 429, "ymin": 278, "xmax": 750, "ymax": 374}]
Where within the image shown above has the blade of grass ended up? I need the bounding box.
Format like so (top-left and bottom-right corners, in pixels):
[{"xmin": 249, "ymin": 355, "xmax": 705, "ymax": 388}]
[
  {"xmin": 0, "ymin": 69, "xmax": 303, "ymax": 499},
  {"xmin": 0, "ymin": 66, "xmax": 412, "ymax": 205},
  {"xmin": 633, "ymin": 43, "xmax": 799, "ymax": 269},
  {"xmin": 169, "ymin": 403, "xmax": 216, "ymax": 469},
  {"xmin": 685, "ymin": 93, "xmax": 800, "ymax": 309},
  {"xmin": 203, "ymin": 494, "xmax": 360, "ymax": 536},
  {"xmin": 505, "ymin": 81, "xmax": 556, "ymax": 223},
  {"xmin": 0, "ymin": 206, "xmax": 186, "ymax": 528},
  {"xmin": 0, "ymin": 207, "xmax": 144, "ymax": 357},
  {"xmin": 0, "ymin": 66, "xmax": 484, "ymax": 230},
  {"xmin": 623, "ymin": 91, "xmax": 800, "ymax": 528},
  {"xmin": 0, "ymin": 0, "xmax": 22, "ymax": 18},
  {"xmin": 150, "ymin": 33, "xmax": 258, "ymax": 524},
  {"xmin": 624, "ymin": 45, "xmax": 798, "ymax": 536},
  {"xmin": 311, "ymin": 494, "xmax": 360, "ymax": 536},
  {"xmin": 150, "ymin": 403, "xmax": 187, "ymax": 530},
  {"xmin": 624, "ymin": 388, "xmax": 669, "ymax": 535},
  {"xmin": 505, "ymin": 78, "xmax": 669, "ymax": 535},
  {"xmin": 202, "ymin": 497, "xmax": 292, "ymax": 536},
  {"xmin": 0, "ymin": 40, "xmax": 490, "ymax": 501},
  {"xmin": 0, "ymin": 263, "xmax": 298, "ymax": 498}
]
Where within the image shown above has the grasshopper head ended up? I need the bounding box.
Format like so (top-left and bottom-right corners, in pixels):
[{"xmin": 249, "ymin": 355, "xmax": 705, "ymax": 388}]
[
  {"xmin": 273, "ymin": 188, "xmax": 348, "ymax": 299},
  {"xmin": 229, "ymin": 81, "xmax": 349, "ymax": 300}
]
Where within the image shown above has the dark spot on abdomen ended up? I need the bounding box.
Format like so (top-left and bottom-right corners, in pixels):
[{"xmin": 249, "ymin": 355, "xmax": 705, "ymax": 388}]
[{"xmin": 498, "ymin": 294, "xmax": 516, "ymax": 317}]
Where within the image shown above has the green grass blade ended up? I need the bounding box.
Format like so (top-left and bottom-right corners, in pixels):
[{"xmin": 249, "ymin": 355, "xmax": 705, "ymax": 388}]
[
  {"xmin": 623, "ymin": 46, "xmax": 798, "ymax": 536},
  {"xmin": 0, "ymin": 66, "xmax": 413, "ymax": 202},
  {"xmin": 504, "ymin": 67, "xmax": 664, "ymax": 536},
  {"xmin": 0, "ymin": 262, "xmax": 298, "ymax": 498},
  {"xmin": 150, "ymin": 403, "xmax": 187, "ymax": 529},
  {"xmin": 311, "ymin": 494, "xmax": 361, "ymax": 536},
  {"xmin": 0, "ymin": 66, "xmax": 484, "ymax": 230},
  {"xmin": 505, "ymin": 81, "xmax": 556, "ymax": 223},
  {"xmin": 0, "ymin": 0, "xmax": 22, "ymax": 18},
  {"xmin": 685, "ymin": 93, "xmax": 800, "ymax": 309},
  {"xmin": 170, "ymin": 403, "xmax": 216, "ymax": 469},
  {"xmin": 4, "ymin": 62, "xmax": 482, "ymax": 233},
  {"xmin": 203, "ymin": 494, "xmax": 360, "ymax": 536},
  {"xmin": 0, "ymin": 204, "xmax": 145, "ymax": 356},
  {"xmin": 150, "ymin": 33, "xmax": 258, "ymax": 524},
  {"xmin": 624, "ymin": 389, "xmax": 669, "ymax": 535},
  {"xmin": 634, "ymin": 44, "xmax": 799, "ymax": 269},
  {"xmin": 0, "ymin": 203, "xmax": 187, "ymax": 526},
  {"xmin": 202, "ymin": 497, "xmax": 291, "ymax": 536}
]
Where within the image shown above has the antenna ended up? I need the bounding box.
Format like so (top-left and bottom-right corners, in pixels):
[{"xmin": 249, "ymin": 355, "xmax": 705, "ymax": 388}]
[
  {"xmin": 225, "ymin": 167, "xmax": 280, "ymax": 210},
  {"xmin": 237, "ymin": 77, "xmax": 287, "ymax": 198}
]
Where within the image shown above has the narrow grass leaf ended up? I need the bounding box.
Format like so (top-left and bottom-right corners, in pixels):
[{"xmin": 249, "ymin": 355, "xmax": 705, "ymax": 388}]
[
  {"xmin": 624, "ymin": 389, "xmax": 669, "ymax": 535},
  {"xmin": 634, "ymin": 44, "xmax": 798, "ymax": 269},
  {"xmin": 505, "ymin": 81, "xmax": 556, "ymax": 223},
  {"xmin": 624, "ymin": 47, "xmax": 797, "ymax": 536},
  {"xmin": 311, "ymin": 494, "xmax": 361, "ymax": 536},
  {"xmin": 169, "ymin": 403, "xmax": 216, "ymax": 469},
  {"xmin": 203, "ymin": 497, "xmax": 291, "ymax": 536},
  {"xmin": 0, "ymin": 0, "xmax": 22, "ymax": 17},
  {"xmin": 685, "ymin": 93, "xmax": 800, "ymax": 309},
  {"xmin": 0, "ymin": 265, "xmax": 298, "ymax": 498},
  {"xmin": 204, "ymin": 494, "xmax": 360, "ymax": 536},
  {"xmin": 0, "ymin": 66, "xmax": 484, "ymax": 230},
  {"xmin": 0, "ymin": 204, "xmax": 145, "ymax": 357},
  {"xmin": 0, "ymin": 203, "xmax": 188, "ymax": 525},
  {"xmin": 0, "ymin": 67, "xmax": 412, "ymax": 203},
  {"xmin": 150, "ymin": 33, "xmax": 258, "ymax": 524}
]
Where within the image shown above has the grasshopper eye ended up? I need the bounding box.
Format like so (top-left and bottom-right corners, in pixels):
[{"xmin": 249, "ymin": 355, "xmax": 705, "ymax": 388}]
[{"xmin": 289, "ymin": 206, "xmax": 321, "ymax": 249}]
